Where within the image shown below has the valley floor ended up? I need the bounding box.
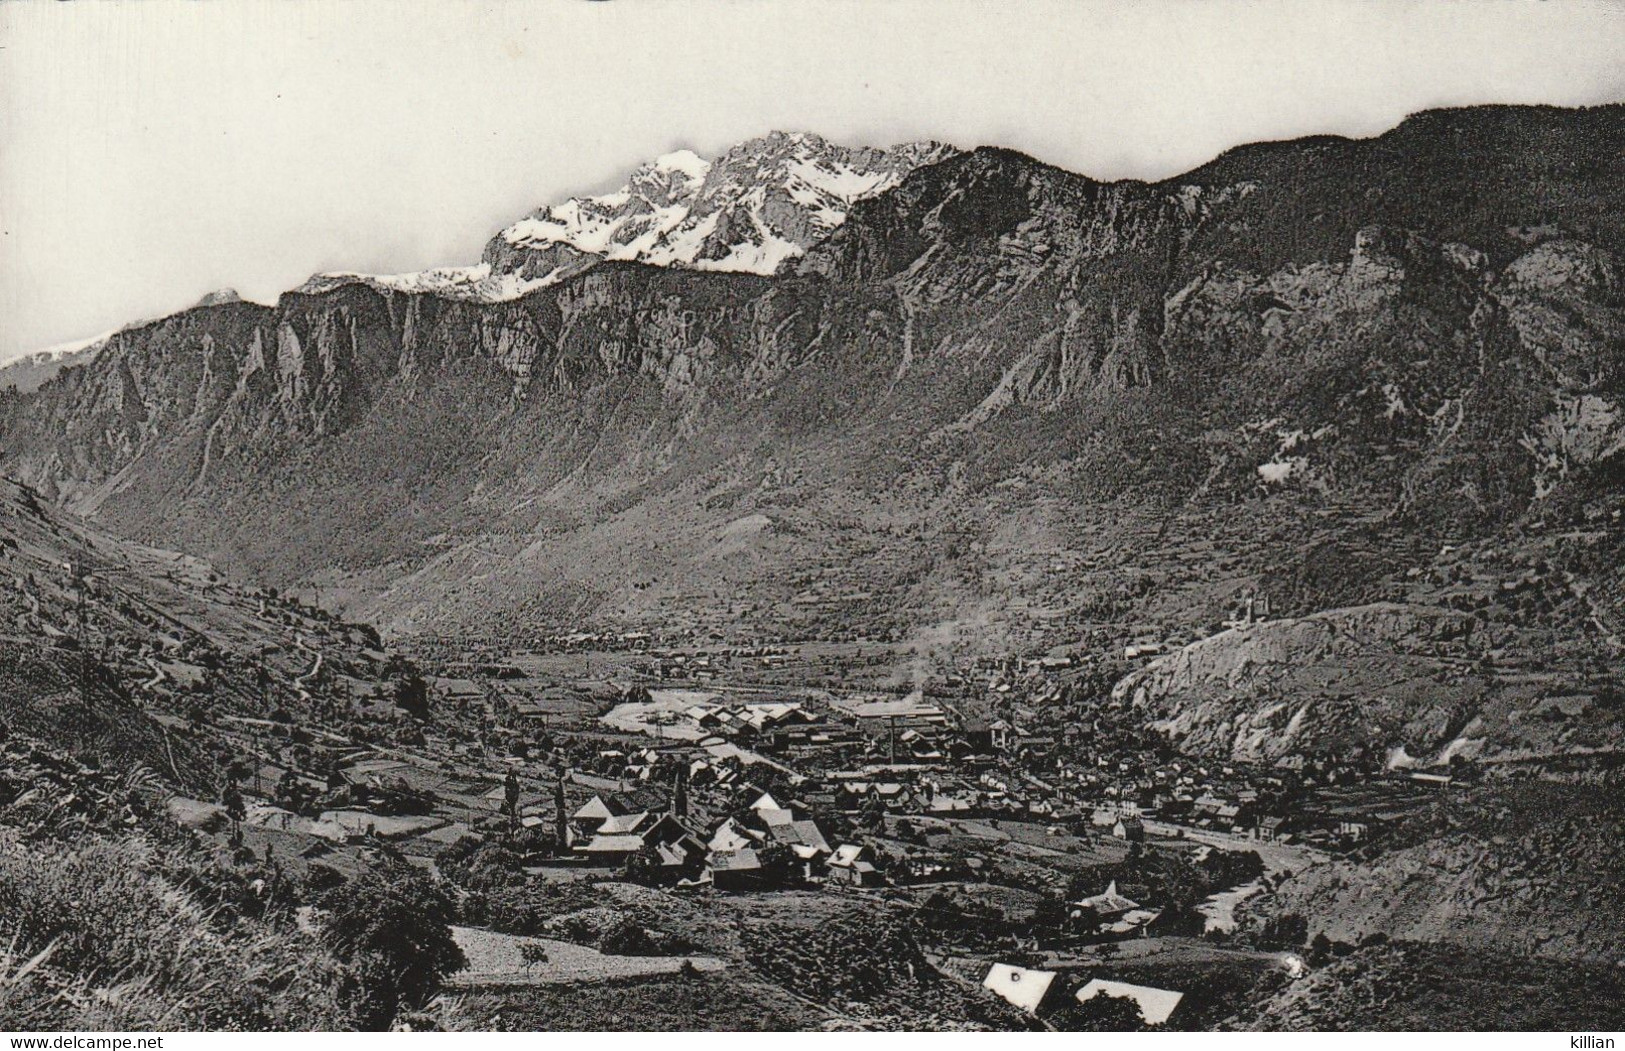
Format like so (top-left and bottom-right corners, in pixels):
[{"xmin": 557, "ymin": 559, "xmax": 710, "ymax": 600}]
[{"xmin": 4, "ymin": 474, "xmax": 1622, "ymax": 1031}]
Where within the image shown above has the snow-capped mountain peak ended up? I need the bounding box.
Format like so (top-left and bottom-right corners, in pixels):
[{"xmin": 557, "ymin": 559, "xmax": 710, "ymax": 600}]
[
  {"xmin": 483, "ymin": 131, "xmax": 957, "ymax": 287},
  {"xmin": 298, "ymin": 133, "xmax": 957, "ymax": 303},
  {"xmin": 646, "ymin": 148, "xmax": 710, "ymax": 183}
]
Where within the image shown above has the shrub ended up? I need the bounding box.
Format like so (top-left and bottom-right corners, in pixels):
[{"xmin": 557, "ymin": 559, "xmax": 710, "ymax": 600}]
[
  {"xmin": 598, "ymin": 919, "xmax": 658, "ymax": 956},
  {"xmin": 315, "ymin": 858, "xmax": 466, "ymax": 1030},
  {"xmin": 1054, "ymin": 991, "xmax": 1147, "ymax": 1031}
]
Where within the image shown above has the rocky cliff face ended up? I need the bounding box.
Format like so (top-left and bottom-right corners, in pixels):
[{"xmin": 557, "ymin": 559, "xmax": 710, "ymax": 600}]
[
  {"xmin": 1111, "ymin": 599, "xmax": 1622, "ymax": 769},
  {"xmin": 2, "ymin": 106, "xmax": 1622, "ymax": 766},
  {"xmin": 1241, "ymin": 782, "xmax": 1625, "ymax": 965}
]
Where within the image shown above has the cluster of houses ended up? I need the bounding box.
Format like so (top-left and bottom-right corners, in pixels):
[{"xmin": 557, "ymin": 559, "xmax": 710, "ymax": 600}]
[
  {"xmin": 1012, "ymin": 747, "xmax": 1395, "ymax": 852},
  {"xmin": 570, "ymin": 704, "xmax": 1385, "ymax": 858},
  {"xmin": 556, "ymin": 783, "xmax": 883, "ymax": 892},
  {"xmin": 635, "ymin": 693, "xmax": 981, "ymax": 768},
  {"xmin": 705, "ymin": 792, "xmax": 882, "ymax": 889},
  {"xmin": 681, "ymin": 699, "xmax": 823, "ymax": 742},
  {"xmin": 425, "ymin": 639, "xmax": 1420, "ymax": 920},
  {"xmin": 417, "ymin": 630, "xmax": 658, "ymax": 659},
  {"xmin": 648, "ymin": 645, "xmax": 798, "ymax": 680}
]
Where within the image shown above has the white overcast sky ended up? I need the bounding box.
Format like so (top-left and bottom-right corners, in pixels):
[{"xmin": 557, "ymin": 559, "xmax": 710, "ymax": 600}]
[{"xmin": 1, "ymin": 0, "xmax": 1622, "ymax": 361}]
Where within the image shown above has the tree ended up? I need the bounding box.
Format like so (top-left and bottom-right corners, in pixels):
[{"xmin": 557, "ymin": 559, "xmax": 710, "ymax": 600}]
[
  {"xmin": 623, "ymin": 843, "xmax": 665, "ymax": 887},
  {"xmin": 1055, "ymin": 991, "xmax": 1147, "ymax": 1031},
  {"xmin": 599, "ymin": 918, "xmax": 657, "ymax": 956},
  {"xmin": 1258, "ymin": 911, "xmax": 1310, "ymax": 951},
  {"xmin": 520, "ymin": 942, "xmax": 550, "ymax": 977},
  {"xmin": 502, "ymin": 772, "xmax": 521, "ymax": 839},
  {"xmin": 317, "ymin": 859, "xmax": 467, "ymax": 1030},
  {"xmin": 754, "ymin": 843, "xmax": 797, "ymax": 887},
  {"xmin": 1031, "ymin": 896, "xmax": 1069, "ymax": 930},
  {"xmin": 221, "ymin": 783, "xmax": 246, "ymax": 844},
  {"xmin": 1149, "ymin": 900, "xmax": 1208, "ymax": 938},
  {"xmin": 860, "ymin": 794, "xmax": 887, "ymax": 831},
  {"xmin": 394, "ymin": 673, "xmax": 430, "ymax": 721}
]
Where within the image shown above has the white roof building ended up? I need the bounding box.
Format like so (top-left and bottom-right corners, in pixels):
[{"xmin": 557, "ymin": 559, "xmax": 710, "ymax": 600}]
[
  {"xmin": 707, "ymin": 817, "xmax": 758, "ymax": 853},
  {"xmin": 1074, "ymin": 978, "xmax": 1184, "ymax": 1026},
  {"xmin": 982, "ymin": 963, "xmax": 1058, "ymax": 1015}
]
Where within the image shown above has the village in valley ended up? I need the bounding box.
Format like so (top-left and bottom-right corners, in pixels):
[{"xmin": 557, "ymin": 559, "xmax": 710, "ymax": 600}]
[
  {"xmin": 168, "ymin": 586, "xmax": 1458, "ymax": 1030},
  {"xmin": 2, "ymin": 0, "xmax": 1622, "ymax": 1028},
  {"xmin": 2, "ymin": 470, "xmax": 1581, "ymax": 1031}
]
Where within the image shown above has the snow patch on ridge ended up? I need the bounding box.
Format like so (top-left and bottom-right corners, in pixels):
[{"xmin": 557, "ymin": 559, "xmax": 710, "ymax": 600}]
[{"xmin": 295, "ymin": 263, "xmax": 569, "ymax": 303}]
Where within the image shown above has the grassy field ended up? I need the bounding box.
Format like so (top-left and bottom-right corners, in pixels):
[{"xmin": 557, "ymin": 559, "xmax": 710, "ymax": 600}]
[
  {"xmin": 456, "ymin": 973, "xmax": 832, "ymax": 1031},
  {"xmin": 447, "ymin": 925, "xmax": 725, "ymax": 987}
]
